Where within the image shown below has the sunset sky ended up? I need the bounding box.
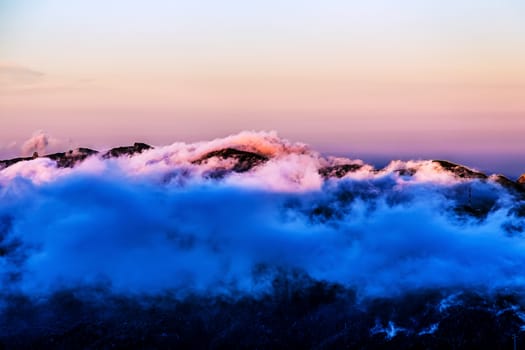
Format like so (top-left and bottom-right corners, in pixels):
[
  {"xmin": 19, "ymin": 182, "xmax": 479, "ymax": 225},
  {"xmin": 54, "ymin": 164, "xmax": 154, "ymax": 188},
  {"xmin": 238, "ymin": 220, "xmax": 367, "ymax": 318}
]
[{"xmin": 1, "ymin": 0, "xmax": 524, "ymax": 175}]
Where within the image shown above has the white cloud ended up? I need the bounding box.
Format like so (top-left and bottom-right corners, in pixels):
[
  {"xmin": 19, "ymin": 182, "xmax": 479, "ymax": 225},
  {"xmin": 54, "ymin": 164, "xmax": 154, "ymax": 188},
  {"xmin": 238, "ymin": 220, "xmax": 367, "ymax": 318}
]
[
  {"xmin": 0, "ymin": 131, "xmax": 524, "ymax": 299},
  {"xmin": 20, "ymin": 130, "xmax": 68, "ymax": 157}
]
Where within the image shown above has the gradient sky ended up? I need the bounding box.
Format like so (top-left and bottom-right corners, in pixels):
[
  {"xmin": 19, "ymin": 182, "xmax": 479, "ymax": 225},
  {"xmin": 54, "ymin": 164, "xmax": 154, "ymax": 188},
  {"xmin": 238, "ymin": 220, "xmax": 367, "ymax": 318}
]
[{"xmin": 1, "ymin": 0, "xmax": 524, "ymax": 175}]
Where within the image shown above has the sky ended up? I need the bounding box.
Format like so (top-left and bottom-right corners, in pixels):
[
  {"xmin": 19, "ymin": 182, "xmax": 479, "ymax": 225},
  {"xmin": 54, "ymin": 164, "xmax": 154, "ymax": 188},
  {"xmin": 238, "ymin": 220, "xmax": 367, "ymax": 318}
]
[{"xmin": 1, "ymin": 0, "xmax": 524, "ymax": 176}]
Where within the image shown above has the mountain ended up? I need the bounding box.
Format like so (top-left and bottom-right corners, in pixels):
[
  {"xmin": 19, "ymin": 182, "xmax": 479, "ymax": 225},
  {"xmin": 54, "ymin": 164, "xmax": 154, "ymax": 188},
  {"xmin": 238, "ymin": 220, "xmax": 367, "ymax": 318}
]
[
  {"xmin": 45, "ymin": 148, "xmax": 99, "ymax": 168},
  {"xmin": 192, "ymin": 147, "xmax": 268, "ymax": 178},
  {"xmin": 431, "ymin": 160, "xmax": 488, "ymax": 179},
  {"xmin": 0, "ymin": 143, "xmax": 152, "ymax": 169},
  {"xmin": 318, "ymin": 163, "xmax": 363, "ymax": 178},
  {"xmin": 2, "ymin": 133, "xmax": 525, "ymax": 349},
  {"xmin": 0, "ymin": 155, "xmax": 37, "ymax": 169},
  {"xmin": 102, "ymin": 142, "xmax": 153, "ymax": 159},
  {"xmin": 1, "ymin": 143, "xmax": 524, "ymax": 191}
]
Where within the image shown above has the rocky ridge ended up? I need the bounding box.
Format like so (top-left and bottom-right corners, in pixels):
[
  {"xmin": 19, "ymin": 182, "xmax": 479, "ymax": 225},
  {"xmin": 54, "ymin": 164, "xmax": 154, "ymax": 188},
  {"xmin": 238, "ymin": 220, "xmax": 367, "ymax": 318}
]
[{"xmin": 0, "ymin": 143, "xmax": 153, "ymax": 169}]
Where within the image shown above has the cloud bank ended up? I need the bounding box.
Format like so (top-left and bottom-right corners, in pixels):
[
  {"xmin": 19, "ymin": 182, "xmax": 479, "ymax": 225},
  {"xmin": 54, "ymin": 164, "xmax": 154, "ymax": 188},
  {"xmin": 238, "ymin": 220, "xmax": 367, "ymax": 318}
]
[{"xmin": 0, "ymin": 131, "xmax": 524, "ymax": 301}]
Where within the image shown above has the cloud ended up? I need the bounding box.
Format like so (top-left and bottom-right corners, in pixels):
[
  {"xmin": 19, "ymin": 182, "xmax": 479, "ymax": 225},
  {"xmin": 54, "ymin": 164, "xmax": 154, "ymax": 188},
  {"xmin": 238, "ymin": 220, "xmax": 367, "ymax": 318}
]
[
  {"xmin": 0, "ymin": 131, "xmax": 524, "ymax": 300},
  {"xmin": 0, "ymin": 62, "xmax": 95, "ymax": 95},
  {"xmin": 0, "ymin": 63, "xmax": 44, "ymax": 87},
  {"xmin": 20, "ymin": 130, "xmax": 68, "ymax": 157},
  {"xmin": 21, "ymin": 130, "xmax": 49, "ymax": 157}
]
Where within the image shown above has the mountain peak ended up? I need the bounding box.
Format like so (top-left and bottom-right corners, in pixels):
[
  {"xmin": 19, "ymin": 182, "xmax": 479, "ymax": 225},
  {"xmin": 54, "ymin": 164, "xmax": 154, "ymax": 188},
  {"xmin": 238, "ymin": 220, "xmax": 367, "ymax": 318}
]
[
  {"xmin": 0, "ymin": 143, "xmax": 152, "ymax": 170},
  {"xmin": 102, "ymin": 142, "xmax": 153, "ymax": 159},
  {"xmin": 192, "ymin": 148, "xmax": 269, "ymax": 178},
  {"xmin": 432, "ymin": 160, "xmax": 488, "ymax": 180}
]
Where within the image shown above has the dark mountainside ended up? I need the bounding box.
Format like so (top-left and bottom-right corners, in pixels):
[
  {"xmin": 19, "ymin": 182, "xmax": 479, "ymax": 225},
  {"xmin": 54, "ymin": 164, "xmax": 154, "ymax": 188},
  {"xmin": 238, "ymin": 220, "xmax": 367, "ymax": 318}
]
[
  {"xmin": 192, "ymin": 148, "xmax": 269, "ymax": 179},
  {"xmin": 0, "ymin": 143, "xmax": 152, "ymax": 170},
  {"xmin": 318, "ymin": 163, "xmax": 363, "ymax": 179},
  {"xmin": 102, "ymin": 142, "xmax": 153, "ymax": 159},
  {"xmin": 1, "ymin": 142, "xmax": 525, "ymax": 349},
  {"xmin": 46, "ymin": 148, "xmax": 99, "ymax": 168},
  {"xmin": 1, "ymin": 280, "xmax": 525, "ymax": 349}
]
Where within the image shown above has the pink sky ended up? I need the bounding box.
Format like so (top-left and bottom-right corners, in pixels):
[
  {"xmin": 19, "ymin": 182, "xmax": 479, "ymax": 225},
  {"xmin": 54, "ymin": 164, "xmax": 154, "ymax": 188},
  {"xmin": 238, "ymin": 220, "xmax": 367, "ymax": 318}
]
[{"xmin": 1, "ymin": 0, "xmax": 524, "ymax": 175}]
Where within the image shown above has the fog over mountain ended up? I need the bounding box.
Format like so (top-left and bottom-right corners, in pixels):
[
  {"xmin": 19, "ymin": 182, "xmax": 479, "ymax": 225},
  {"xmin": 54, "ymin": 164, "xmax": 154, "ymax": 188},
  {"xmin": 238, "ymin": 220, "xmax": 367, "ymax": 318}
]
[{"xmin": 1, "ymin": 131, "xmax": 525, "ymax": 348}]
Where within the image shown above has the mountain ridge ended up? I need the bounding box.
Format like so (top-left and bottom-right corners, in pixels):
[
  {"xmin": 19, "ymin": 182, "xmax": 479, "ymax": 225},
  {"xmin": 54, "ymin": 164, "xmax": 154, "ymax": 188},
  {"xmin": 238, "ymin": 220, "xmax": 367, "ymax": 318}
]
[{"xmin": 1, "ymin": 142, "xmax": 524, "ymax": 188}]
